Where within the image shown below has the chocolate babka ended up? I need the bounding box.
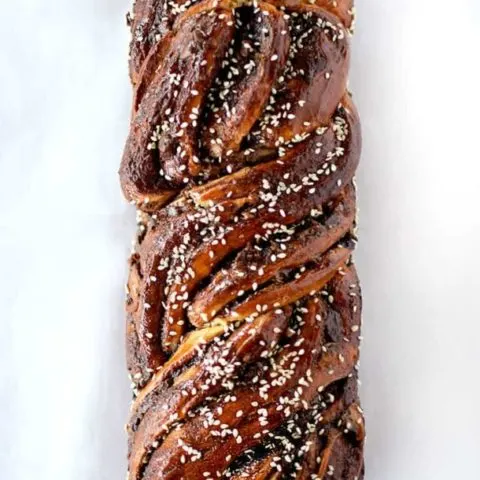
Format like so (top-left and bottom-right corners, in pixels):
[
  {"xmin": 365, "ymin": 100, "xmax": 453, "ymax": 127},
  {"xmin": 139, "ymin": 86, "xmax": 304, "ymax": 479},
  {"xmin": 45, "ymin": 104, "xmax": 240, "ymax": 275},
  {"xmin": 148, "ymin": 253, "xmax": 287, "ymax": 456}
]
[{"xmin": 121, "ymin": 0, "xmax": 364, "ymax": 478}]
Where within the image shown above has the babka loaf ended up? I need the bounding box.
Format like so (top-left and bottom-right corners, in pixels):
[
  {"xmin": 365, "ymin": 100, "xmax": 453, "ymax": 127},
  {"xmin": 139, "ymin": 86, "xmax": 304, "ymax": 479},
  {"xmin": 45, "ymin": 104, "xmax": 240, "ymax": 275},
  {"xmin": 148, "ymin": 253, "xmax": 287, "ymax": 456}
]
[{"xmin": 121, "ymin": 0, "xmax": 364, "ymax": 478}]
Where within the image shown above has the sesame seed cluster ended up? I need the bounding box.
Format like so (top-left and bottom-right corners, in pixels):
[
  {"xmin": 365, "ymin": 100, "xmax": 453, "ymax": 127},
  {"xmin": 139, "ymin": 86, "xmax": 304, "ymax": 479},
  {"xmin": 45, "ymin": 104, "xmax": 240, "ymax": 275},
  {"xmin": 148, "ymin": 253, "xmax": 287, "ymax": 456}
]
[{"xmin": 121, "ymin": 0, "xmax": 364, "ymax": 478}]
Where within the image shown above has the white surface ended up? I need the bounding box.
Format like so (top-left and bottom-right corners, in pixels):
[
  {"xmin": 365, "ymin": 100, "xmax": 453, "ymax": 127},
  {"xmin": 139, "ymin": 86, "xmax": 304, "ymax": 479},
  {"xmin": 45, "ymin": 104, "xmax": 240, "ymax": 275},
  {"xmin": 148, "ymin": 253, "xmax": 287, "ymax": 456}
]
[{"xmin": 1, "ymin": 0, "xmax": 479, "ymax": 479}]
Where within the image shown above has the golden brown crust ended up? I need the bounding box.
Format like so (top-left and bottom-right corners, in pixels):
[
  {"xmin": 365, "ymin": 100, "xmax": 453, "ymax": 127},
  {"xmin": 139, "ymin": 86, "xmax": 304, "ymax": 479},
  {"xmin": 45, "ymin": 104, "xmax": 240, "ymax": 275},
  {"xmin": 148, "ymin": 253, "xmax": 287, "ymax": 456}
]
[{"xmin": 121, "ymin": 0, "xmax": 364, "ymax": 478}]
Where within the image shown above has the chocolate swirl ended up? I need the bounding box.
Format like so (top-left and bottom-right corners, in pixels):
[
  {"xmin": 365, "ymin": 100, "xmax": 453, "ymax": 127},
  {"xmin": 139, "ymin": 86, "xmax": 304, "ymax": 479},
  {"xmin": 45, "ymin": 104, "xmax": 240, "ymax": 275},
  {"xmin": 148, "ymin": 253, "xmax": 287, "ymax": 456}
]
[{"xmin": 121, "ymin": 0, "xmax": 364, "ymax": 478}]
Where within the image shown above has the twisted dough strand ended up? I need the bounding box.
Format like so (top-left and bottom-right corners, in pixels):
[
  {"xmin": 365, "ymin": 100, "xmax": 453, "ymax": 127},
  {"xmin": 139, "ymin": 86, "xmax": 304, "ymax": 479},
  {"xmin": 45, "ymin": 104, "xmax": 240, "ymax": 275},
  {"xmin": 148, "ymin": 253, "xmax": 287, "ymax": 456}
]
[{"xmin": 121, "ymin": 0, "xmax": 364, "ymax": 478}]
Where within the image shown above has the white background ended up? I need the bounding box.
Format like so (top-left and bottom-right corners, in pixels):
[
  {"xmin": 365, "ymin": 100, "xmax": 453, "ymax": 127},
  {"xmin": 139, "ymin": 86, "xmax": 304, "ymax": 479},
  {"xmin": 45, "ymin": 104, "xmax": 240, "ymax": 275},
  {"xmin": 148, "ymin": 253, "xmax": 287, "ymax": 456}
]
[{"xmin": 1, "ymin": 0, "xmax": 479, "ymax": 479}]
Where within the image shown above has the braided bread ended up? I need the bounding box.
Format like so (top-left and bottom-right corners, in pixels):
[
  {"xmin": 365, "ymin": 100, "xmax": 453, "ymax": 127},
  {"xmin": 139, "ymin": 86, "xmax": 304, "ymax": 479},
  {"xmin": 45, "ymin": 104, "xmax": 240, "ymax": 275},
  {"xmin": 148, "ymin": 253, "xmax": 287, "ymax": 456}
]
[{"xmin": 121, "ymin": 0, "xmax": 364, "ymax": 478}]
